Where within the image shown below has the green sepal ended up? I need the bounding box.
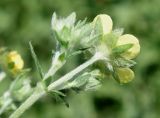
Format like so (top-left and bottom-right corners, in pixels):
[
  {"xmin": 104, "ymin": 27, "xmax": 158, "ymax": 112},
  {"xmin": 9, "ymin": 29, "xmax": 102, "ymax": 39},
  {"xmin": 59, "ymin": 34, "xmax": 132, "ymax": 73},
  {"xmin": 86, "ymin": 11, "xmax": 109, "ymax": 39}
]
[
  {"xmin": 112, "ymin": 44, "xmax": 133, "ymax": 55},
  {"xmin": 104, "ymin": 28, "xmax": 123, "ymax": 49},
  {"xmin": 113, "ymin": 58, "xmax": 137, "ymax": 68}
]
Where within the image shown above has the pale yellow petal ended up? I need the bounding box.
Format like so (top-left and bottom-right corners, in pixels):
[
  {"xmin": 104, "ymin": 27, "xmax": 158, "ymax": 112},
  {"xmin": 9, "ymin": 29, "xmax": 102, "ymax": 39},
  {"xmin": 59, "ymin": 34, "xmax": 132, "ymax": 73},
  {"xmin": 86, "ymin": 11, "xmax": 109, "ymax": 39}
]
[
  {"xmin": 93, "ymin": 14, "xmax": 113, "ymax": 35},
  {"xmin": 7, "ymin": 51, "xmax": 24, "ymax": 74},
  {"xmin": 116, "ymin": 34, "xmax": 140, "ymax": 59}
]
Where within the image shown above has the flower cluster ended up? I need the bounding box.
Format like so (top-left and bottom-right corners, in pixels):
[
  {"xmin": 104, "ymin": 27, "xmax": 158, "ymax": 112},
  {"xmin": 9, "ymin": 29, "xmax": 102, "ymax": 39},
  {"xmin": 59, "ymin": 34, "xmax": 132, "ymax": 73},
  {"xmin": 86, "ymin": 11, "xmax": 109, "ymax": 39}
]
[
  {"xmin": 0, "ymin": 12, "xmax": 140, "ymax": 117},
  {"xmin": 92, "ymin": 14, "xmax": 140, "ymax": 83}
]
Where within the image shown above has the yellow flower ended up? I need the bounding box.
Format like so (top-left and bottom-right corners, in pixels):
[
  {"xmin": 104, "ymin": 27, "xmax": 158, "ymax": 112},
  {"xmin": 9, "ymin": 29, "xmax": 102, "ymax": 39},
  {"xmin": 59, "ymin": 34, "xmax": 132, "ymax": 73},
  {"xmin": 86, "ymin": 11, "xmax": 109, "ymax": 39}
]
[
  {"xmin": 116, "ymin": 34, "xmax": 140, "ymax": 59},
  {"xmin": 116, "ymin": 67, "xmax": 134, "ymax": 84},
  {"xmin": 93, "ymin": 14, "xmax": 113, "ymax": 35},
  {"xmin": 7, "ymin": 51, "xmax": 24, "ymax": 74}
]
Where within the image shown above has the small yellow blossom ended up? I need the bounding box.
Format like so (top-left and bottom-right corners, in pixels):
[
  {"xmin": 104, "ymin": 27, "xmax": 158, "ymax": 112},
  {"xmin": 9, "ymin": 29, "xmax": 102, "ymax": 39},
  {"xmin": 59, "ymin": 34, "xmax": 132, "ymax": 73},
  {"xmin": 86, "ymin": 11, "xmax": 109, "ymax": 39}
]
[
  {"xmin": 116, "ymin": 34, "xmax": 140, "ymax": 59},
  {"xmin": 116, "ymin": 67, "xmax": 134, "ymax": 84},
  {"xmin": 93, "ymin": 14, "xmax": 113, "ymax": 35},
  {"xmin": 7, "ymin": 51, "xmax": 24, "ymax": 74}
]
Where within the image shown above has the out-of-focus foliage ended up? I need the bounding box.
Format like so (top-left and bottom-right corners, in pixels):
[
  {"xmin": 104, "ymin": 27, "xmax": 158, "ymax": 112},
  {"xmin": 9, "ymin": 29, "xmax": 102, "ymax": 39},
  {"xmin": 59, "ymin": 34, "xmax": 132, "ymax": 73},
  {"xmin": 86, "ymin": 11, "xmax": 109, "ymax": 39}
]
[{"xmin": 0, "ymin": 0, "xmax": 160, "ymax": 118}]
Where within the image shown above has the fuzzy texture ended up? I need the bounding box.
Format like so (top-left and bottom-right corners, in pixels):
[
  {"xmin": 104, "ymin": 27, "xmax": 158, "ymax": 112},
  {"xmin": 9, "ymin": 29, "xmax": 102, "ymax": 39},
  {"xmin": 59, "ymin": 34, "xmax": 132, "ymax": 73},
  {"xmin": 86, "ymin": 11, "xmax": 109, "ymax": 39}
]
[{"xmin": 116, "ymin": 34, "xmax": 140, "ymax": 59}]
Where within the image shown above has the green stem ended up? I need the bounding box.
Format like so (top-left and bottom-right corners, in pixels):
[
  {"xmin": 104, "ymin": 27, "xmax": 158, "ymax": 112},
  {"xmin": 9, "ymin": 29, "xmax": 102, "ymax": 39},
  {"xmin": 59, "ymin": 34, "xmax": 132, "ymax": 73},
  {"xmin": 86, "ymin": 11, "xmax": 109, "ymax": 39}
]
[
  {"xmin": 9, "ymin": 52, "xmax": 104, "ymax": 118},
  {"xmin": 48, "ymin": 52, "xmax": 104, "ymax": 91},
  {"xmin": 9, "ymin": 83, "xmax": 46, "ymax": 118},
  {"xmin": 43, "ymin": 51, "xmax": 65, "ymax": 80}
]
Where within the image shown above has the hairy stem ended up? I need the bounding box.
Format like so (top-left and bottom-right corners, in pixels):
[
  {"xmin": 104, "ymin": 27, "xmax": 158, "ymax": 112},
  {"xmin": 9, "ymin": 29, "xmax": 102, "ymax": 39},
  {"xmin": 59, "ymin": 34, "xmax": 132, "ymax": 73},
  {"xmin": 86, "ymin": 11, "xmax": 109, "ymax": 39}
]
[
  {"xmin": 9, "ymin": 52, "xmax": 104, "ymax": 118},
  {"xmin": 43, "ymin": 51, "xmax": 65, "ymax": 80},
  {"xmin": 48, "ymin": 52, "xmax": 104, "ymax": 91},
  {"xmin": 9, "ymin": 83, "xmax": 46, "ymax": 118}
]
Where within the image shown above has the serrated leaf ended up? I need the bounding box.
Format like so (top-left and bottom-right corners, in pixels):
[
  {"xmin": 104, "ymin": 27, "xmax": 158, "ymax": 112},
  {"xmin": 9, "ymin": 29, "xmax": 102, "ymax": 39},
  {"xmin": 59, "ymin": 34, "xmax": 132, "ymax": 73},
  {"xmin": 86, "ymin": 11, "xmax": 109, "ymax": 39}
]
[
  {"xmin": 112, "ymin": 44, "xmax": 133, "ymax": 54},
  {"xmin": 29, "ymin": 42, "xmax": 44, "ymax": 79}
]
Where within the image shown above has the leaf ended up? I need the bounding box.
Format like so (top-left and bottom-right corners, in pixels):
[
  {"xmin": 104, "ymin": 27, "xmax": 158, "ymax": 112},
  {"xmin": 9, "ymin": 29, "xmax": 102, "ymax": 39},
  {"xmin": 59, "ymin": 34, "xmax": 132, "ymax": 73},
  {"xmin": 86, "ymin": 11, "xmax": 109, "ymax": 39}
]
[
  {"xmin": 84, "ymin": 77, "xmax": 101, "ymax": 91},
  {"xmin": 51, "ymin": 12, "xmax": 57, "ymax": 29},
  {"xmin": 112, "ymin": 44, "xmax": 133, "ymax": 54},
  {"xmin": 65, "ymin": 12, "xmax": 76, "ymax": 27},
  {"xmin": 48, "ymin": 90, "xmax": 69, "ymax": 108},
  {"xmin": 62, "ymin": 71, "xmax": 101, "ymax": 91},
  {"xmin": 53, "ymin": 31, "xmax": 68, "ymax": 48},
  {"xmin": 63, "ymin": 73, "xmax": 90, "ymax": 89},
  {"xmin": 50, "ymin": 90, "xmax": 66, "ymax": 97},
  {"xmin": 29, "ymin": 42, "xmax": 44, "ymax": 79},
  {"xmin": 114, "ymin": 58, "xmax": 137, "ymax": 68},
  {"xmin": 67, "ymin": 50, "xmax": 83, "ymax": 58}
]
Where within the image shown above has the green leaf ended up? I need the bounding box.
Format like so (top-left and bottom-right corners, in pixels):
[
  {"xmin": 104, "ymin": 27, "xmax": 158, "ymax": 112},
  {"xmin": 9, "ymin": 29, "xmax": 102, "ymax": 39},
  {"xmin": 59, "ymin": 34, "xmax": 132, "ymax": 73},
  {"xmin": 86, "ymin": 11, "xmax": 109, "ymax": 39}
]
[
  {"xmin": 63, "ymin": 73, "xmax": 90, "ymax": 89},
  {"xmin": 29, "ymin": 42, "xmax": 44, "ymax": 79},
  {"xmin": 65, "ymin": 12, "xmax": 76, "ymax": 27},
  {"xmin": 50, "ymin": 90, "xmax": 66, "ymax": 97},
  {"xmin": 62, "ymin": 71, "xmax": 101, "ymax": 91},
  {"xmin": 84, "ymin": 77, "xmax": 101, "ymax": 91},
  {"xmin": 48, "ymin": 90, "xmax": 69, "ymax": 108},
  {"xmin": 114, "ymin": 58, "xmax": 137, "ymax": 68},
  {"xmin": 112, "ymin": 44, "xmax": 133, "ymax": 55},
  {"xmin": 51, "ymin": 12, "xmax": 57, "ymax": 29}
]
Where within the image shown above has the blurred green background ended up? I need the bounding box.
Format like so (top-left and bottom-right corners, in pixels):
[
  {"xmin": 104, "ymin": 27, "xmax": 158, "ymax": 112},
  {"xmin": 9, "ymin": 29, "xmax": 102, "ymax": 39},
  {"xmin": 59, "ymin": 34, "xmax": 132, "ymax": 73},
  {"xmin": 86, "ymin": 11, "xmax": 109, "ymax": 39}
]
[{"xmin": 0, "ymin": 0, "xmax": 160, "ymax": 118}]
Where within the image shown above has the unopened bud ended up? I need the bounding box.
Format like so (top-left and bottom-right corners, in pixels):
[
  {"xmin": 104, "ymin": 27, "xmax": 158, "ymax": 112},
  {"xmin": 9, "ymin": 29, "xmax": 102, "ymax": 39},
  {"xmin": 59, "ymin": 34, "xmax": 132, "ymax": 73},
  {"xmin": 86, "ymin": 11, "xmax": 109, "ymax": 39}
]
[{"xmin": 116, "ymin": 67, "xmax": 134, "ymax": 84}]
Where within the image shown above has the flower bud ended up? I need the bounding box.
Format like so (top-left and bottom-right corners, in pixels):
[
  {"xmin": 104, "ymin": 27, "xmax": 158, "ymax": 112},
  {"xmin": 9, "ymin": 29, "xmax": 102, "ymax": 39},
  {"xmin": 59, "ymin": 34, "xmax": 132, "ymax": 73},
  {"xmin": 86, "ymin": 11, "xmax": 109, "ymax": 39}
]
[
  {"xmin": 116, "ymin": 68, "xmax": 134, "ymax": 84},
  {"xmin": 116, "ymin": 34, "xmax": 140, "ymax": 59},
  {"xmin": 7, "ymin": 51, "xmax": 24, "ymax": 74},
  {"xmin": 93, "ymin": 14, "xmax": 113, "ymax": 35}
]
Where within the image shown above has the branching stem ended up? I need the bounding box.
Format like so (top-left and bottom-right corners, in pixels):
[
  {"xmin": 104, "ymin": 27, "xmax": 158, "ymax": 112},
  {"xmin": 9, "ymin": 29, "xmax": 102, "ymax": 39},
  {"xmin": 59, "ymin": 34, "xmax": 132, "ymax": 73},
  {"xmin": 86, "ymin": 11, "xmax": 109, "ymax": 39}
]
[{"xmin": 9, "ymin": 52, "xmax": 105, "ymax": 118}]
